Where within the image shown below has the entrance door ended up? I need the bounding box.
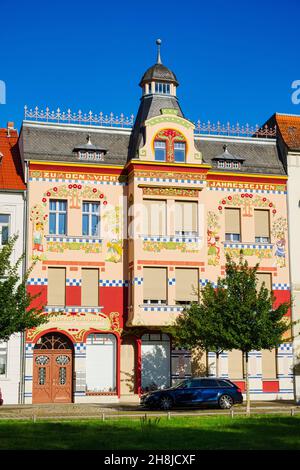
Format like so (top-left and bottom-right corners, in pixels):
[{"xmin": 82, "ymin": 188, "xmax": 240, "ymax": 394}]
[{"xmin": 32, "ymin": 333, "xmax": 73, "ymax": 404}]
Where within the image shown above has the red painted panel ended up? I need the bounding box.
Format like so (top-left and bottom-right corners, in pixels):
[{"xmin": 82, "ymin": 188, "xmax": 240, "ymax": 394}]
[
  {"xmin": 66, "ymin": 286, "xmax": 81, "ymax": 306},
  {"xmin": 100, "ymin": 287, "xmax": 127, "ymax": 328},
  {"xmin": 262, "ymin": 380, "xmax": 279, "ymax": 393},
  {"xmin": 232, "ymin": 381, "xmax": 246, "ymax": 392},
  {"xmin": 273, "ymin": 290, "xmax": 291, "ymax": 317},
  {"xmin": 27, "ymin": 285, "xmax": 47, "ymax": 310}
]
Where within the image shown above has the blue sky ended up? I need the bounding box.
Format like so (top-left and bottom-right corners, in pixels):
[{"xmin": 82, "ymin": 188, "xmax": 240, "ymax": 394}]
[{"xmin": 1, "ymin": 0, "xmax": 300, "ymax": 130}]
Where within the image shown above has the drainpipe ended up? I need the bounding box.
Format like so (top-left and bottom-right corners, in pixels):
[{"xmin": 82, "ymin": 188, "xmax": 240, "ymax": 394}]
[{"xmin": 19, "ymin": 160, "xmax": 29, "ymax": 404}]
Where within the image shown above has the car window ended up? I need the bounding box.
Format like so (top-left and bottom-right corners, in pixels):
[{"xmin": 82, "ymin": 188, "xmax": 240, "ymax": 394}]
[
  {"xmin": 217, "ymin": 380, "xmax": 233, "ymax": 388},
  {"xmin": 199, "ymin": 379, "xmax": 218, "ymax": 388}
]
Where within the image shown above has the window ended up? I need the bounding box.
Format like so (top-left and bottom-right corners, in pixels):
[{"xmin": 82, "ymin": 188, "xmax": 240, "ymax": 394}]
[
  {"xmin": 174, "ymin": 142, "xmax": 186, "ymax": 162},
  {"xmin": 143, "ymin": 200, "xmax": 166, "ymax": 236},
  {"xmin": 228, "ymin": 350, "xmax": 243, "ymax": 379},
  {"xmin": 155, "ymin": 82, "xmax": 170, "ymax": 94},
  {"xmin": 217, "ymin": 160, "xmax": 225, "ymax": 168},
  {"xmin": 175, "ymin": 268, "xmax": 198, "ymax": 304},
  {"xmin": 0, "ymin": 342, "xmax": 7, "ymax": 377},
  {"xmin": 86, "ymin": 334, "xmax": 116, "ymax": 393},
  {"xmin": 225, "ymin": 161, "xmax": 231, "ymax": 169},
  {"xmin": 261, "ymin": 349, "xmax": 277, "ymax": 379},
  {"xmin": 255, "ymin": 210, "xmax": 270, "ymax": 243},
  {"xmin": 175, "ymin": 201, "xmax": 198, "ymax": 236},
  {"xmin": 82, "ymin": 269, "xmax": 99, "ymax": 306},
  {"xmin": 0, "ymin": 215, "xmax": 9, "ymax": 245},
  {"xmin": 82, "ymin": 202, "xmax": 100, "ymax": 237},
  {"xmin": 49, "ymin": 200, "xmax": 67, "ymax": 235},
  {"xmin": 154, "ymin": 141, "xmax": 166, "ymax": 161},
  {"xmin": 47, "ymin": 267, "xmax": 66, "ymax": 306},
  {"xmin": 143, "ymin": 267, "xmax": 167, "ymax": 304},
  {"xmin": 232, "ymin": 162, "xmax": 240, "ymax": 169},
  {"xmin": 225, "ymin": 208, "xmax": 241, "ymax": 241},
  {"xmin": 256, "ymin": 273, "xmax": 272, "ymax": 292}
]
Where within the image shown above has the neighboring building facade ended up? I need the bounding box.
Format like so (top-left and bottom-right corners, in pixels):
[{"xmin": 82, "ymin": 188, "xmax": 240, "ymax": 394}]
[
  {"xmin": 19, "ymin": 49, "xmax": 293, "ymax": 404},
  {"xmin": 265, "ymin": 113, "xmax": 300, "ymax": 402},
  {"xmin": 0, "ymin": 122, "xmax": 26, "ymax": 404}
]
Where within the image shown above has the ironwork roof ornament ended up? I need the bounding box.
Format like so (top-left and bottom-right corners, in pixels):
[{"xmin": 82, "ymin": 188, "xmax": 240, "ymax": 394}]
[{"xmin": 156, "ymin": 38, "xmax": 162, "ymax": 64}]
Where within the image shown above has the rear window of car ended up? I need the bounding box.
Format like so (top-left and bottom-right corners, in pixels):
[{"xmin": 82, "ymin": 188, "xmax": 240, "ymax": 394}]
[
  {"xmin": 217, "ymin": 380, "xmax": 233, "ymax": 388},
  {"xmin": 196, "ymin": 379, "xmax": 219, "ymax": 388}
]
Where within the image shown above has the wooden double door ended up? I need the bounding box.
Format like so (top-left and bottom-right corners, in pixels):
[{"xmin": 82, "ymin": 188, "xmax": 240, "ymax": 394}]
[{"xmin": 33, "ymin": 349, "xmax": 73, "ymax": 403}]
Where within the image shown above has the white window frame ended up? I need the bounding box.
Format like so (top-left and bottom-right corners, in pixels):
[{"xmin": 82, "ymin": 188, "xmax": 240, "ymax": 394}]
[
  {"xmin": 0, "ymin": 214, "xmax": 10, "ymax": 246},
  {"xmin": 82, "ymin": 201, "xmax": 101, "ymax": 237},
  {"xmin": 0, "ymin": 342, "xmax": 7, "ymax": 378},
  {"xmin": 49, "ymin": 200, "xmax": 67, "ymax": 235}
]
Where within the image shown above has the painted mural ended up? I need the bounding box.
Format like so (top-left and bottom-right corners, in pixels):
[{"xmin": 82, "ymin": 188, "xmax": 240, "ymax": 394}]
[
  {"xmin": 272, "ymin": 217, "xmax": 288, "ymax": 267},
  {"xmin": 143, "ymin": 240, "xmax": 200, "ymax": 253},
  {"xmin": 30, "ymin": 183, "xmax": 108, "ymax": 259},
  {"xmin": 26, "ymin": 311, "xmax": 122, "ymax": 343},
  {"xmin": 103, "ymin": 206, "xmax": 123, "ymax": 263},
  {"xmin": 217, "ymin": 193, "xmax": 277, "ymax": 216},
  {"xmin": 207, "ymin": 211, "xmax": 221, "ymax": 265}
]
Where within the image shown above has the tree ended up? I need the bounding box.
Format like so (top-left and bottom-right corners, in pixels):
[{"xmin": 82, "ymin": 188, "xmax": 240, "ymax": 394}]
[
  {"xmin": 0, "ymin": 235, "xmax": 47, "ymax": 342},
  {"xmin": 170, "ymin": 280, "xmax": 234, "ymax": 377},
  {"xmin": 223, "ymin": 254, "xmax": 291, "ymax": 414}
]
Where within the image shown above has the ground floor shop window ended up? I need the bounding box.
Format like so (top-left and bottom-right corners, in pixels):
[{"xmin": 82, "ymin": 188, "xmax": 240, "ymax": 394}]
[
  {"xmin": 141, "ymin": 333, "xmax": 170, "ymax": 391},
  {"xmin": 0, "ymin": 342, "xmax": 7, "ymax": 377},
  {"xmin": 86, "ymin": 334, "xmax": 116, "ymax": 393}
]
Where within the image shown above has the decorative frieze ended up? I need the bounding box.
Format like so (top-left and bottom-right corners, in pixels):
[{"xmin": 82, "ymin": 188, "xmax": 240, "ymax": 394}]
[{"xmin": 140, "ymin": 185, "xmax": 200, "ymax": 198}]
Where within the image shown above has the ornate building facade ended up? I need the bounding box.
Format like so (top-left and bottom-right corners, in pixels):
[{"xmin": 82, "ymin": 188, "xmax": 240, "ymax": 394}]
[
  {"xmin": 19, "ymin": 46, "xmax": 293, "ymax": 404},
  {"xmin": 0, "ymin": 122, "xmax": 26, "ymax": 404}
]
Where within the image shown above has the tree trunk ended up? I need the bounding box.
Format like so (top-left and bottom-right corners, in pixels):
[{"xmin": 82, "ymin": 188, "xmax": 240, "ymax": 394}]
[
  {"xmin": 245, "ymin": 351, "xmax": 250, "ymax": 415},
  {"xmin": 216, "ymin": 351, "xmax": 220, "ymax": 377}
]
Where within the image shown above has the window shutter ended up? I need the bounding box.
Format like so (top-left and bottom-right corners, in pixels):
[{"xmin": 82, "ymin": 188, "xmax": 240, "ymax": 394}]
[
  {"xmin": 261, "ymin": 349, "xmax": 277, "ymax": 379},
  {"xmin": 228, "ymin": 350, "xmax": 243, "ymax": 379},
  {"xmin": 143, "ymin": 200, "xmax": 166, "ymax": 236},
  {"xmin": 255, "ymin": 210, "xmax": 270, "ymax": 238},
  {"xmin": 175, "ymin": 202, "xmax": 198, "ymax": 234},
  {"xmin": 82, "ymin": 269, "xmax": 99, "ymax": 306},
  {"xmin": 175, "ymin": 268, "xmax": 198, "ymax": 301},
  {"xmin": 48, "ymin": 268, "xmax": 65, "ymax": 306},
  {"xmin": 143, "ymin": 267, "xmax": 167, "ymax": 301},
  {"xmin": 256, "ymin": 273, "xmax": 272, "ymax": 292},
  {"xmin": 225, "ymin": 208, "xmax": 240, "ymax": 234}
]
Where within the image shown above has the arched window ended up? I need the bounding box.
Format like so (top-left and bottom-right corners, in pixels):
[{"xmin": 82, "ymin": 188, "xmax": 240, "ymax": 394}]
[{"xmin": 153, "ymin": 129, "xmax": 186, "ymax": 163}]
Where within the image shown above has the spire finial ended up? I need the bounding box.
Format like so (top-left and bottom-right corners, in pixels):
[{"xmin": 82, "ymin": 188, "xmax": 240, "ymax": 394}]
[{"xmin": 156, "ymin": 38, "xmax": 162, "ymax": 64}]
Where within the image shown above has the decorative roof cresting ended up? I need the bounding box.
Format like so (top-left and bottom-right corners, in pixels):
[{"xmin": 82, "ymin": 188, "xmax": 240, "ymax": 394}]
[{"xmin": 24, "ymin": 106, "xmax": 277, "ymax": 138}]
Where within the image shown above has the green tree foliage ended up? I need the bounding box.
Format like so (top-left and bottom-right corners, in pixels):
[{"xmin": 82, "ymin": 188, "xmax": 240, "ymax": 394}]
[{"xmin": 0, "ymin": 235, "xmax": 47, "ymax": 342}]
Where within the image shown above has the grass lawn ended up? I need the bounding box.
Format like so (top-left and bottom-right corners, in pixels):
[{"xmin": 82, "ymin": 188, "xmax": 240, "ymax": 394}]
[{"xmin": 0, "ymin": 414, "xmax": 299, "ymax": 450}]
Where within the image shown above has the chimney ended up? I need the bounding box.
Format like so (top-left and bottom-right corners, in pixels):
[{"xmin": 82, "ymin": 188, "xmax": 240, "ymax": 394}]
[{"xmin": 7, "ymin": 121, "xmax": 14, "ymax": 137}]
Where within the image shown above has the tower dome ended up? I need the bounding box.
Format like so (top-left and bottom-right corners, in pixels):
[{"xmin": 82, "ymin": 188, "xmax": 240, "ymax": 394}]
[{"xmin": 139, "ymin": 39, "xmax": 179, "ymax": 91}]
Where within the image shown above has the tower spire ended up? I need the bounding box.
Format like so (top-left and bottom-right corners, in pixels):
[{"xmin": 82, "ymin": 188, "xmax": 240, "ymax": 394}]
[{"xmin": 156, "ymin": 38, "xmax": 162, "ymax": 64}]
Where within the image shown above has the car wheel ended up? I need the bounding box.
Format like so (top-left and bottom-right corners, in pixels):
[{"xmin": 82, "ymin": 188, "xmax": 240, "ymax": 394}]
[
  {"xmin": 218, "ymin": 394, "xmax": 234, "ymax": 409},
  {"xmin": 159, "ymin": 396, "xmax": 173, "ymax": 410}
]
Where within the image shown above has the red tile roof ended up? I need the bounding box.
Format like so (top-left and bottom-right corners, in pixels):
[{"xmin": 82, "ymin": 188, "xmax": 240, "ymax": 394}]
[
  {"xmin": 274, "ymin": 113, "xmax": 300, "ymax": 150},
  {"xmin": 0, "ymin": 127, "xmax": 26, "ymax": 190}
]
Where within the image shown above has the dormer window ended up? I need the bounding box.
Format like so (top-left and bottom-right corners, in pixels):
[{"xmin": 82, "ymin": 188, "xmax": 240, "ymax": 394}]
[
  {"xmin": 154, "ymin": 129, "xmax": 186, "ymax": 163},
  {"xmin": 154, "ymin": 141, "xmax": 166, "ymax": 161},
  {"xmin": 214, "ymin": 145, "xmax": 244, "ymax": 171},
  {"xmin": 174, "ymin": 142, "xmax": 186, "ymax": 162},
  {"xmin": 74, "ymin": 135, "xmax": 106, "ymax": 162}
]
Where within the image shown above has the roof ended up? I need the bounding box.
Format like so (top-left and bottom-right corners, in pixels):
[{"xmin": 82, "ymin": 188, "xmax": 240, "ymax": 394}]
[
  {"xmin": 211, "ymin": 144, "xmax": 245, "ymax": 162},
  {"xmin": 195, "ymin": 138, "xmax": 285, "ymax": 175},
  {"xmin": 20, "ymin": 123, "xmax": 131, "ymax": 165},
  {"xmin": 0, "ymin": 127, "xmax": 25, "ymax": 191},
  {"xmin": 272, "ymin": 113, "xmax": 300, "ymax": 150},
  {"xmin": 20, "ymin": 121, "xmax": 285, "ymax": 177},
  {"xmin": 139, "ymin": 63, "xmax": 179, "ymax": 87}
]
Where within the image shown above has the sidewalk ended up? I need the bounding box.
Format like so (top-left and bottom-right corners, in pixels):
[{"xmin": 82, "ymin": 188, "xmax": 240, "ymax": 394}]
[{"xmin": 0, "ymin": 400, "xmax": 298, "ymax": 420}]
